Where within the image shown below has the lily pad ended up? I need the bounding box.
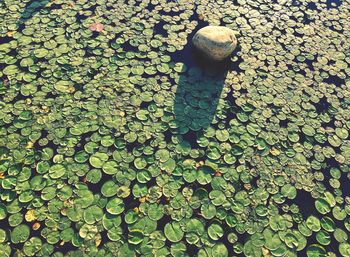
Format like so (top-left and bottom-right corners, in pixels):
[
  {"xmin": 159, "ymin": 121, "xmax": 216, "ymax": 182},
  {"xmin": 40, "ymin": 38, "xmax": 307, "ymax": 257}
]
[
  {"xmin": 164, "ymin": 222, "xmax": 184, "ymax": 242},
  {"xmin": 106, "ymin": 198, "xmax": 125, "ymax": 215},
  {"xmin": 11, "ymin": 224, "xmax": 30, "ymax": 244}
]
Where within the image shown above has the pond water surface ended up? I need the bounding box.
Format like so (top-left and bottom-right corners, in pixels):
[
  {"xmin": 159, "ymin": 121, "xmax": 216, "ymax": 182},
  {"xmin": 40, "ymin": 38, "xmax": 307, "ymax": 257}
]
[{"xmin": 0, "ymin": 0, "xmax": 350, "ymax": 256}]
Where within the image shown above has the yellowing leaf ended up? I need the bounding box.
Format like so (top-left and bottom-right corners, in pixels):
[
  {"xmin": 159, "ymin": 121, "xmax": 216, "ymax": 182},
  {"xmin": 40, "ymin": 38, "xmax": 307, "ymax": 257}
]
[
  {"xmin": 6, "ymin": 31, "xmax": 14, "ymax": 37},
  {"xmin": 262, "ymin": 247, "xmax": 271, "ymax": 257},
  {"xmin": 270, "ymin": 147, "xmax": 281, "ymax": 156},
  {"xmin": 32, "ymin": 222, "xmax": 41, "ymax": 230},
  {"xmin": 139, "ymin": 197, "xmax": 147, "ymax": 203},
  {"xmin": 26, "ymin": 141, "xmax": 34, "ymax": 149},
  {"xmin": 25, "ymin": 209, "xmax": 36, "ymax": 222},
  {"xmin": 95, "ymin": 237, "xmax": 101, "ymax": 247}
]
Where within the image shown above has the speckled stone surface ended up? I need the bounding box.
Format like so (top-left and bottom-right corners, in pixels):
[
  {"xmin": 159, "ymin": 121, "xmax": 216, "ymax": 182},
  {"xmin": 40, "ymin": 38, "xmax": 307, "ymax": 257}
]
[{"xmin": 192, "ymin": 26, "xmax": 237, "ymax": 61}]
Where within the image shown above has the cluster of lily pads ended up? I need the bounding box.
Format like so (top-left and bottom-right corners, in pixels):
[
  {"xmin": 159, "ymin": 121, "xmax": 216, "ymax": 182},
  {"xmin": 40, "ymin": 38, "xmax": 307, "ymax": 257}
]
[{"xmin": 1, "ymin": 0, "xmax": 350, "ymax": 256}]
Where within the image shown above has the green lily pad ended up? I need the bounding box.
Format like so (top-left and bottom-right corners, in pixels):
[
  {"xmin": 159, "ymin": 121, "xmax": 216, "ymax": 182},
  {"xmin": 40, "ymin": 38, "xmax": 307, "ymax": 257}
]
[
  {"xmin": 11, "ymin": 224, "xmax": 30, "ymax": 244},
  {"xmin": 306, "ymin": 216, "xmax": 321, "ymax": 232},
  {"xmin": 164, "ymin": 222, "xmax": 184, "ymax": 243},
  {"xmin": 0, "ymin": 204, "xmax": 7, "ymax": 220},
  {"xmin": 316, "ymin": 231, "xmax": 331, "ymax": 245},
  {"xmin": 315, "ymin": 199, "xmax": 331, "ymax": 215},
  {"xmin": 128, "ymin": 230, "xmax": 144, "ymax": 245},
  {"xmin": 106, "ymin": 198, "xmax": 125, "ymax": 215},
  {"xmin": 134, "ymin": 157, "xmax": 147, "ymax": 169},
  {"xmin": 23, "ymin": 237, "xmax": 42, "ymax": 256},
  {"xmin": 48, "ymin": 164, "xmax": 66, "ymax": 179},
  {"xmin": 208, "ymin": 222, "xmax": 224, "ymax": 240},
  {"xmin": 339, "ymin": 243, "xmax": 350, "ymax": 257},
  {"xmin": 306, "ymin": 244, "xmax": 326, "ymax": 257},
  {"xmin": 83, "ymin": 205, "xmax": 104, "ymax": 224},
  {"xmin": 101, "ymin": 181, "xmax": 118, "ymax": 197},
  {"xmin": 90, "ymin": 152, "xmax": 109, "ymax": 168}
]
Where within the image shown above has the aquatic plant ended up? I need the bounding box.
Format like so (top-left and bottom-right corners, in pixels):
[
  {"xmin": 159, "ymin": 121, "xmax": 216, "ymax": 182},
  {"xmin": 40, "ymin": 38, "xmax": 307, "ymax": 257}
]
[{"xmin": 0, "ymin": 0, "xmax": 350, "ymax": 256}]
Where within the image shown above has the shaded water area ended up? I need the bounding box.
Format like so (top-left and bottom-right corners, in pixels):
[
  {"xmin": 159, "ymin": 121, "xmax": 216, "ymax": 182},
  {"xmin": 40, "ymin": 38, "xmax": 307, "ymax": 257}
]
[
  {"xmin": 172, "ymin": 48, "xmax": 239, "ymax": 134},
  {"xmin": 17, "ymin": 0, "xmax": 50, "ymax": 26}
]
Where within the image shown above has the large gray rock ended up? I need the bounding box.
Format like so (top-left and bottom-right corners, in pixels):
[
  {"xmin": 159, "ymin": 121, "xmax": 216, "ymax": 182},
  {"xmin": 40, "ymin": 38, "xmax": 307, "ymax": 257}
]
[{"xmin": 192, "ymin": 26, "xmax": 237, "ymax": 61}]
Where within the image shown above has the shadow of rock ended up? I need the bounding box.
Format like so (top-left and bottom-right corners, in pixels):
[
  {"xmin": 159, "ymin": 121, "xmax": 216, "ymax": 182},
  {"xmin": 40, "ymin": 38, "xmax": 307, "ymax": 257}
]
[
  {"xmin": 17, "ymin": 0, "xmax": 50, "ymax": 29},
  {"xmin": 173, "ymin": 47, "xmax": 231, "ymax": 135}
]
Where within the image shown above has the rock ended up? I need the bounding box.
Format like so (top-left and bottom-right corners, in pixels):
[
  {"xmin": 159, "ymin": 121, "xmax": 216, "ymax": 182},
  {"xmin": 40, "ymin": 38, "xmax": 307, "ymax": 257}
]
[{"xmin": 192, "ymin": 26, "xmax": 237, "ymax": 61}]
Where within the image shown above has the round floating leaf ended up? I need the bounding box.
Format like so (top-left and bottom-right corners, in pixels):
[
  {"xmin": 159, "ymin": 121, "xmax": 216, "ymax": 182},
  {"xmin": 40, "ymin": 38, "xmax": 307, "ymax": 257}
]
[
  {"xmin": 3, "ymin": 65, "xmax": 19, "ymax": 75},
  {"xmin": 147, "ymin": 204, "xmax": 164, "ymax": 221},
  {"xmin": 74, "ymin": 189, "xmax": 94, "ymax": 208},
  {"xmin": 61, "ymin": 228, "xmax": 74, "ymax": 242},
  {"xmin": 306, "ymin": 244, "xmax": 326, "ymax": 257},
  {"xmin": 155, "ymin": 149, "xmax": 170, "ymax": 162},
  {"xmin": 125, "ymin": 210, "xmax": 139, "ymax": 224},
  {"xmin": 201, "ymin": 203, "xmax": 216, "ymax": 219},
  {"xmin": 333, "ymin": 206, "xmax": 347, "ymax": 220},
  {"xmin": 212, "ymin": 243, "xmax": 228, "ymax": 257},
  {"xmin": 103, "ymin": 213, "xmax": 121, "ymax": 231},
  {"xmin": 0, "ymin": 204, "xmax": 7, "ymax": 220},
  {"xmin": 302, "ymin": 125, "xmax": 315, "ymax": 136},
  {"xmin": 90, "ymin": 152, "xmax": 109, "ymax": 168},
  {"xmin": 102, "ymin": 161, "xmax": 119, "ymax": 175},
  {"xmin": 164, "ymin": 222, "xmax": 184, "ymax": 243},
  {"xmin": 209, "ymin": 190, "xmax": 226, "ymax": 206},
  {"xmin": 106, "ymin": 198, "xmax": 125, "ymax": 215},
  {"xmin": 34, "ymin": 48, "xmax": 49, "ymax": 58},
  {"xmin": 321, "ymin": 217, "xmax": 335, "ymax": 232},
  {"xmin": 46, "ymin": 230, "xmax": 60, "ymax": 245},
  {"xmin": 23, "ymin": 237, "xmax": 42, "ymax": 256},
  {"xmin": 54, "ymin": 80, "xmax": 72, "ymax": 93},
  {"xmin": 306, "ymin": 216, "xmax": 321, "ymax": 232},
  {"xmin": 83, "ymin": 205, "xmax": 104, "ymax": 224},
  {"xmin": 328, "ymin": 134, "xmax": 342, "ymax": 147},
  {"xmin": 136, "ymin": 170, "xmax": 151, "ymax": 183},
  {"xmin": 281, "ymin": 184, "xmax": 297, "ymax": 199},
  {"xmin": 316, "ymin": 231, "xmax": 331, "ymax": 246},
  {"xmin": 128, "ymin": 230, "xmax": 144, "ymax": 245},
  {"xmin": 197, "ymin": 166, "xmax": 214, "ymax": 185},
  {"xmin": 208, "ymin": 222, "xmax": 224, "ymax": 240},
  {"xmin": 0, "ymin": 228, "xmax": 7, "ymax": 243},
  {"xmin": 11, "ymin": 224, "xmax": 30, "ymax": 244},
  {"xmin": 0, "ymin": 244, "xmax": 11, "ymax": 257},
  {"xmin": 79, "ymin": 224, "xmax": 98, "ymax": 240},
  {"xmin": 118, "ymin": 244, "xmax": 135, "ymax": 257},
  {"xmin": 9, "ymin": 213, "xmax": 23, "ymax": 227},
  {"xmin": 216, "ymin": 130, "xmax": 229, "ymax": 142},
  {"xmin": 86, "ymin": 169, "xmax": 102, "ymax": 183},
  {"xmin": 339, "ymin": 243, "xmax": 350, "ymax": 257},
  {"xmin": 315, "ymin": 199, "xmax": 331, "ymax": 215},
  {"xmin": 48, "ymin": 164, "xmax": 66, "ymax": 179},
  {"xmin": 244, "ymin": 241, "xmax": 262, "ymax": 257},
  {"xmin": 101, "ymin": 181, "xmax": 118, "ymax": 197},
  {"xmin": 134, "ymin": 157, "xmax": 147, "ymax": 169},
  {"xmin": 334, "ymin": 228, "xmax": 348, "ymax": 243}
]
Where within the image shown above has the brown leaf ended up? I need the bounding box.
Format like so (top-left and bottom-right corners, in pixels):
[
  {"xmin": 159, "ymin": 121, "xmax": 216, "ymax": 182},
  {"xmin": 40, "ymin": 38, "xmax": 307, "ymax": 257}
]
[
  {"xmin": 32, "ymin": 222, "xmax": 41, "ymax": 230},
  {"xmin": 89, "ymin": 23, "xmax": 104, "ymax": 32}
]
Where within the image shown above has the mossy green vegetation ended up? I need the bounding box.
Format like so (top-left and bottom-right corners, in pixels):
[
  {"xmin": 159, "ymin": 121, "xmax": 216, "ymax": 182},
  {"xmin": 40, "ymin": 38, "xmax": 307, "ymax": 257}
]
[{"xmin": 0, "ymin": 0, "xmax": 350, "ymax": 256}]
